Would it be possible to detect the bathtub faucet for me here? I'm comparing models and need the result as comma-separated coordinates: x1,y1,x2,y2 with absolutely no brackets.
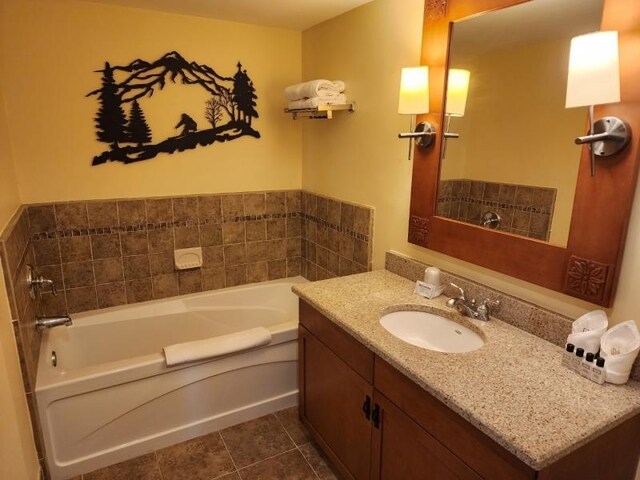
36,315,72,331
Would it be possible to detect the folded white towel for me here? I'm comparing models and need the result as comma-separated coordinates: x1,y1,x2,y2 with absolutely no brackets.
600,320,640,384
288,94,347,110
163,327,272,366
566,309,608,354
284,80,345,101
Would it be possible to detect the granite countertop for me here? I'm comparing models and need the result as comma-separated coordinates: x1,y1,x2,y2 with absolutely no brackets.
292,270,640,471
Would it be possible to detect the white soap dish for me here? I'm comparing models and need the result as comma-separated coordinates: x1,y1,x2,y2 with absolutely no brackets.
174,247,203,270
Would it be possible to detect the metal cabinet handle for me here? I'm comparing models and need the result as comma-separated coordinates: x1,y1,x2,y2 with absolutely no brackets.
362,395,371,420
372,403,381,429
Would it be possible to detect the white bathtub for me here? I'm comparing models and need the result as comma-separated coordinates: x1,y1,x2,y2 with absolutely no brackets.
36,277,306,480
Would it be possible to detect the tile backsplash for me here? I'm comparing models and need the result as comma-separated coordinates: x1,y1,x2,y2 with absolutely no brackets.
29,191,304,315
437,179,556,241
385,250,640,381
27,190,374,316
300,192,373,281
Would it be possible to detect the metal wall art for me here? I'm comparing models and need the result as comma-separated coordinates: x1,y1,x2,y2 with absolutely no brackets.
87,51,260,165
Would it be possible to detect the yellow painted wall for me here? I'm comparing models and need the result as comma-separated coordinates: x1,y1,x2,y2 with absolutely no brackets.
0,0,302,203
0,265,39,480
302,0,640,327
442,39,585,246
0,90,20,225
0,4,39,474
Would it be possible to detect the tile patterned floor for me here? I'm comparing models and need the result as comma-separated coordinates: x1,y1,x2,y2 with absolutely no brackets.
70,407,338,480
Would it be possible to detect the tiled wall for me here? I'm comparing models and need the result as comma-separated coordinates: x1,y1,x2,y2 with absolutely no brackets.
0,208,47,473
28,191,304,316
385,251,640,381
437,179,556,241
300,192,373,281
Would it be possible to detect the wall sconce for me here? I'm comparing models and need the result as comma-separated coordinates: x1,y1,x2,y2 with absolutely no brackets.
443,69,470,158
566,31,630,176
398,66,434,159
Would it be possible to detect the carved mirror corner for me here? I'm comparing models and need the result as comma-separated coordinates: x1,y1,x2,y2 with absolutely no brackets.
409,0,640,306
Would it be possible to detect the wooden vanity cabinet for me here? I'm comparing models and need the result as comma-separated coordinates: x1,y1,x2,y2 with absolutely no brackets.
298,300,504,480
298,300,640,480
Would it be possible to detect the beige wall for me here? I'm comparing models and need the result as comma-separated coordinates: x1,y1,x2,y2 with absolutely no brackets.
0,265,39,480
442,39,585,246
302,0,640,327
0,4,39,473
0,0,302,204
0,90,20,226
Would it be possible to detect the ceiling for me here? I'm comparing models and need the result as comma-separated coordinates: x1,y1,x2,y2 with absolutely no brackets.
77,0,375,30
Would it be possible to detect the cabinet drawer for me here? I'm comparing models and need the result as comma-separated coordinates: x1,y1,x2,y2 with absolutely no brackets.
299,300,374,383
374,357,535,480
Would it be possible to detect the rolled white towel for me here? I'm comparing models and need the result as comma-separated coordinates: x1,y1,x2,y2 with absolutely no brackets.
287,94,347,110
284,79,345,101
566,309,608,354
163,327,272,366
600,320,640,384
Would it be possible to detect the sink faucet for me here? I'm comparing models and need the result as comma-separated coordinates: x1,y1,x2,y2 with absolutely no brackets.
36,315,72,331
446,283,500,321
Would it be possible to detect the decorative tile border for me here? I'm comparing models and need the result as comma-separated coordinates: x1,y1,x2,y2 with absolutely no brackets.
384,250,639,381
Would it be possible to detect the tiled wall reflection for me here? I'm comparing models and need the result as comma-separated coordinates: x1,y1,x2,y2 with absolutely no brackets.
301,192,373,280
28,191,304,316
436,179,556,241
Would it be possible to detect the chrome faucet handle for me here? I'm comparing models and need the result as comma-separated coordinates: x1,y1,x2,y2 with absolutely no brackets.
480,299,500,309
26,264,58,298
449,283,466,300
476,299,501,320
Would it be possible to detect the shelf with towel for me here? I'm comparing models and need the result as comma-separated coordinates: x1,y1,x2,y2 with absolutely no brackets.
284,102,355,120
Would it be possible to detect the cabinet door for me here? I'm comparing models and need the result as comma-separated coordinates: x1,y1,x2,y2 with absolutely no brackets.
299,326,373,480
371,391,482,480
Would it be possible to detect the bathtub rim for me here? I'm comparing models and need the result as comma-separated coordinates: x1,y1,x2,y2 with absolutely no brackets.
35,276,307,393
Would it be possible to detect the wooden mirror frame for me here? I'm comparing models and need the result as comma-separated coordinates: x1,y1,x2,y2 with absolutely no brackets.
409,0,640,307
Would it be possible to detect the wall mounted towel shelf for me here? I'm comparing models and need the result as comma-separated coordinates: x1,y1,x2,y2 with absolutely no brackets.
285,103,355,120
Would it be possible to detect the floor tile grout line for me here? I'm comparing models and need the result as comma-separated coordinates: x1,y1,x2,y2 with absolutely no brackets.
273,410,322,479
218,430,241,476
297,443,322,480
153,450,165,480
235,445,300,472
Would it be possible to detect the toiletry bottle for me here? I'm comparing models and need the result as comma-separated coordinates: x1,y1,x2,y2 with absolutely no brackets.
572,347,584,372
581,352,595,379
562,343,575,369
591,357,606,384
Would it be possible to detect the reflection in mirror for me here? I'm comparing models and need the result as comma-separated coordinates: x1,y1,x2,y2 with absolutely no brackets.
437,0,604,246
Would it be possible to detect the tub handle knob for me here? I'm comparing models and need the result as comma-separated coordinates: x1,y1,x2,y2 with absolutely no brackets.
51,351,57,368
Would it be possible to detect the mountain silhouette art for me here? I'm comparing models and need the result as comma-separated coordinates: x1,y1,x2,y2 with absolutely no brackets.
87,51,259,165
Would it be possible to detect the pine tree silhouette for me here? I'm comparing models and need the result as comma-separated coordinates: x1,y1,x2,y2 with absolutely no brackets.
95,62,127,149
126,99,152,146
232,62,258,125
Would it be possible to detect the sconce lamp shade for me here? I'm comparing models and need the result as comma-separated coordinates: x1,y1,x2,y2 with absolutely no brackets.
566,31,620,108
398,66,429,114
446,69,470,117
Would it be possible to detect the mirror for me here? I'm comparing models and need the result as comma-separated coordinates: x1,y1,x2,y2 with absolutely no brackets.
436,0,604,246
409,0,640,306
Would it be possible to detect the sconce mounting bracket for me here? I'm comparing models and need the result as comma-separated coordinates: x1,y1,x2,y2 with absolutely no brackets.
398,121,436,149
575,116,630,157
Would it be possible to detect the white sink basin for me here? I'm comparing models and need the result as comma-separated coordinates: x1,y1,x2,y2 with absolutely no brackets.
380,310,484,353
